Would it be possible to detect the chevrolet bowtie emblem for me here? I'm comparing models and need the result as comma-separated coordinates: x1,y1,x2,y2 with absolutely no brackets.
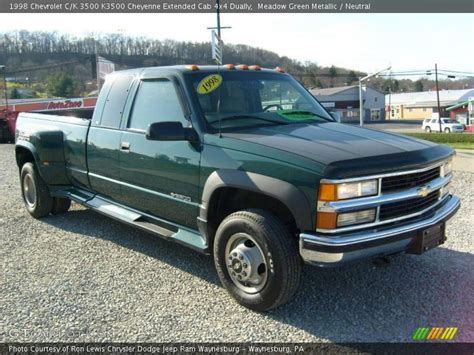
417,185,432,197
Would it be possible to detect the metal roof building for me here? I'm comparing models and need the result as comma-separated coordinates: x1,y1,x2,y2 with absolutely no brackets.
385,89,474,121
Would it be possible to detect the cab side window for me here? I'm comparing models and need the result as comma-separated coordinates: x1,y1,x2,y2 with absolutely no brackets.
128,80,186,131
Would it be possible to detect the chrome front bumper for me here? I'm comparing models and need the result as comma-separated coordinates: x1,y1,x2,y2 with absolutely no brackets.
299,195,461,267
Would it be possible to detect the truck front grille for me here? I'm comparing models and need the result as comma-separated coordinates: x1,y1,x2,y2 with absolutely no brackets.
381,167,440,193
379,190,440,221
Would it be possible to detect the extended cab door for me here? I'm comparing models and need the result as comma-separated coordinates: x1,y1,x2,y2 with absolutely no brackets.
87,73,134,201
119,78,201,228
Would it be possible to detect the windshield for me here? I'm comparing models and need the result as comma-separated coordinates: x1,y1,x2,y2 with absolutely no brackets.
186,71,333,130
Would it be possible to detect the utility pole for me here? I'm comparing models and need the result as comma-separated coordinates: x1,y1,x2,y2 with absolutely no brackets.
207,0,231,64
216,0,221,38
435,63,442,132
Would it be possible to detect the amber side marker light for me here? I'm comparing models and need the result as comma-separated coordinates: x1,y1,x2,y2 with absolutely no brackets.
186,64,199,71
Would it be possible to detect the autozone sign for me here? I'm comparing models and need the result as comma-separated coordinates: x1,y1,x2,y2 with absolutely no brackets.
47,99,83,110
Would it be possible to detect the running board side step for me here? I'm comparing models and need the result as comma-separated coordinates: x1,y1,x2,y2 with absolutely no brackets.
51,187,209,254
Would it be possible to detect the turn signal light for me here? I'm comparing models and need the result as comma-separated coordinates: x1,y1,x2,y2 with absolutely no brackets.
319,183,337,201
186,64,199,71
316,212,337,229
237,64,248,70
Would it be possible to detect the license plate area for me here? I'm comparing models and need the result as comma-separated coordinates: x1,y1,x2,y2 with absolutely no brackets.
408,222,446,255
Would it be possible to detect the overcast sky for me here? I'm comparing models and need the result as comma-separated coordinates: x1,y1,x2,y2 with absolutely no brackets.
1,13,473,74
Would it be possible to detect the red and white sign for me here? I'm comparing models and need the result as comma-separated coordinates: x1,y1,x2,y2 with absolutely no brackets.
47,99,84,110
0,97,97,113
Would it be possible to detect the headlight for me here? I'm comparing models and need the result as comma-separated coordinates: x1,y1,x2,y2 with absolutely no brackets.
441,160,452,177
319,179,378,201
337,209,376,227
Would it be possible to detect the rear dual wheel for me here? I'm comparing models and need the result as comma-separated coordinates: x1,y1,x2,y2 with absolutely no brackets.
214,209,301,311
20,162,70,218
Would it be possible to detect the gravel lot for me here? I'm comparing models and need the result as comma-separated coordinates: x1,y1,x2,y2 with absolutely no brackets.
1,143,473,343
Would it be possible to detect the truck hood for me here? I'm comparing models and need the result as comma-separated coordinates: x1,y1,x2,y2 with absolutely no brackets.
221,122,454,178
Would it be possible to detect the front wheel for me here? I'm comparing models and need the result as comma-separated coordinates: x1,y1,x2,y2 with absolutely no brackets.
214,209,301,311
444,128,451,133
425,126,431,133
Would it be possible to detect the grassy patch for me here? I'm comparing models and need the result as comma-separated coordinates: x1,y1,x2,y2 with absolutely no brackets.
404,132,474,149
448,143,474,150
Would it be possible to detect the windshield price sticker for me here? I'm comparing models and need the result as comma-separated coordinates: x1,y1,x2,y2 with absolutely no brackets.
197,74,222,94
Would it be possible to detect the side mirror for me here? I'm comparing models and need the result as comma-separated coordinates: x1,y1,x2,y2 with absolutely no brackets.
146,121,197,141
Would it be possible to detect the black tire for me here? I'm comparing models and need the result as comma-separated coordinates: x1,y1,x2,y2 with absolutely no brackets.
214,209,301,311
444,128,451,133
20,162,53,218
52,197,71,215
425,126,431,133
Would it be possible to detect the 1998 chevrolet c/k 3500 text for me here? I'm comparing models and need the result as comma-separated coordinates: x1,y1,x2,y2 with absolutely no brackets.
15,65,460,311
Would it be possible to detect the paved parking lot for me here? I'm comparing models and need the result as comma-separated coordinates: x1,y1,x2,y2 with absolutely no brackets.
1,143,473,343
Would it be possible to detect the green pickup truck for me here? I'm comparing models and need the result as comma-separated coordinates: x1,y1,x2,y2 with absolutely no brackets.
15,65,460,311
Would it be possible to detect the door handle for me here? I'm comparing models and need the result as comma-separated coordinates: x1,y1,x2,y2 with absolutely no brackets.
121,142,131,151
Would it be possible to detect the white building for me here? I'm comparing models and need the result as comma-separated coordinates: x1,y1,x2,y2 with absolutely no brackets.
310,85,386,123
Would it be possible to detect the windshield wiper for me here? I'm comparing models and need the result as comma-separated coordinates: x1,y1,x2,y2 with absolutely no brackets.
217,114,289,125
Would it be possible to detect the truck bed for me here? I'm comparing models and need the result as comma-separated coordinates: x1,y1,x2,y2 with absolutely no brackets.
15,112,91,187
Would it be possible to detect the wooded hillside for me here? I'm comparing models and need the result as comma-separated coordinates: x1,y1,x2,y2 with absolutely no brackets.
1,31,472,98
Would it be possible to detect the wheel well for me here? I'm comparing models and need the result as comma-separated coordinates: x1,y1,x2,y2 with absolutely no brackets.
16,147,35,170
207,187,299,242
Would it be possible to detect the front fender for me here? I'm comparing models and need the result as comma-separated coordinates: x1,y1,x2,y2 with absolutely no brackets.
200,169,313,231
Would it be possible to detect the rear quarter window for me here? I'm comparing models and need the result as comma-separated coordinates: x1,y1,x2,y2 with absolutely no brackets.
99,74,134,128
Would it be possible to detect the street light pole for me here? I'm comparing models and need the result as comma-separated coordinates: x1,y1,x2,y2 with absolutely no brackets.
359,80,363,126
435,63,442,133
359,66,391,126
0,66,8,112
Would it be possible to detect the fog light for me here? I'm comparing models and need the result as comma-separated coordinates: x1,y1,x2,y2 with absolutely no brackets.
337,209,376,227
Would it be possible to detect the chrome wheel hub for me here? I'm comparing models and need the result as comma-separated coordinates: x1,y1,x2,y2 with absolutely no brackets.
225,233,268,294
23,174,36,207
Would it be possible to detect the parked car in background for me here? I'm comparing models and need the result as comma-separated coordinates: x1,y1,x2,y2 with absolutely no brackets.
422,118,464,133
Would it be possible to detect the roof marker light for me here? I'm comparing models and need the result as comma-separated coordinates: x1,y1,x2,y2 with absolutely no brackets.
275,66,285,73
224,64,235,69
237,64,248,70
186,64,199,71
249,65,261,70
